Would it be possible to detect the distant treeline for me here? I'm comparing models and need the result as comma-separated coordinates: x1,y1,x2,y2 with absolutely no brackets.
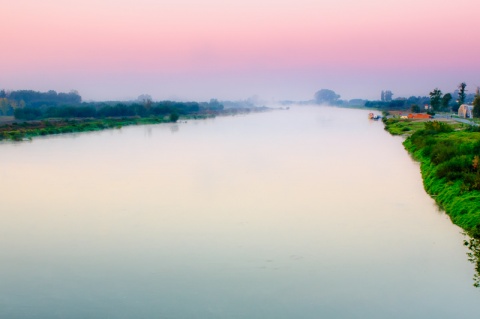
365,94,475,111
0,89,81,112
364,97,429,109
0,89,225,120
13,101,222,120
313,89,434,109
315,96,432,109
312,88,477,111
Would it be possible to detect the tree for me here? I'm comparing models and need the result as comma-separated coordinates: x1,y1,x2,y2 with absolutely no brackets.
169,112,179,122
0,98,10,115
314,89,340,105
410,104,421,113
207,99,223,111
384,90,393,102
458,82,467,106
429,88,443,111
137,94,152,103
14,107,42,120
473,92,480,118
441,93,452,110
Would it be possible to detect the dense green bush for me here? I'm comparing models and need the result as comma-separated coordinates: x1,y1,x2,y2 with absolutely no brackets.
14,107,43,120
429,140,458,164
424,120,454,133
436,155,473,180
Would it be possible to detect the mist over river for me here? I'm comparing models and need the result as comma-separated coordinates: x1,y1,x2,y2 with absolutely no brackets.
0,106,478,318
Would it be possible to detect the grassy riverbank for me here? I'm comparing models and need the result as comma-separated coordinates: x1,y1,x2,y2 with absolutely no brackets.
0,116,187,141
384,118,480,237
0,90,262,141
384,118,480,286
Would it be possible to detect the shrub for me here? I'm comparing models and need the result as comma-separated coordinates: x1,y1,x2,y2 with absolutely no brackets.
430,140,458,165
436,156,472,180
424,121,453,133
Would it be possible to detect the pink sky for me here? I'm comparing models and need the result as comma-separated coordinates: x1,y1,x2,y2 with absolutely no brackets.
2,0,479,101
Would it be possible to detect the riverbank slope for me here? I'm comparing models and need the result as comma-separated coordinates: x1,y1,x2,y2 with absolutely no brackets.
384,118,480,237
384,118,480,286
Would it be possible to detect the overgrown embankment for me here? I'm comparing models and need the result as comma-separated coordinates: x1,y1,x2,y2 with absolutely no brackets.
384,118,480,286
0,117,175,141
1,102,269,142
385,119,480,238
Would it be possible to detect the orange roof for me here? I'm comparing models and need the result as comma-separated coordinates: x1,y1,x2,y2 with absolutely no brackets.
407,113,431,119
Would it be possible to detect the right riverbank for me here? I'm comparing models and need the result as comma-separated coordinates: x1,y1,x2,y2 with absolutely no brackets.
384,117,480,236
383,117,480,286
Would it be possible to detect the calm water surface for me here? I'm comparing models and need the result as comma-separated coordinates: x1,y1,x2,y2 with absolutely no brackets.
0,106,478,318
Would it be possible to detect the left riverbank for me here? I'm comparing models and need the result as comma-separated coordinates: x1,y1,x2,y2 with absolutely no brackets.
0,107,272,142
0,117,183,141
0,89,271,142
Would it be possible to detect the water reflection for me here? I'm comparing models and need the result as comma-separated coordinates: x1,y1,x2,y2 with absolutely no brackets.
464,234,480,287
1,106,479,318
144,126,153,137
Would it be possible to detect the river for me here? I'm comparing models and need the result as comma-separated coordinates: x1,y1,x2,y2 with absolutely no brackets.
0,106,478,318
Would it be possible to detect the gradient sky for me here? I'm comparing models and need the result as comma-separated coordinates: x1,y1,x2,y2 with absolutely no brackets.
2,0,479,102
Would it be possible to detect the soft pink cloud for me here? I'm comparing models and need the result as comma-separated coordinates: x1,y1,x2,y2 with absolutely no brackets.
2,0,479,100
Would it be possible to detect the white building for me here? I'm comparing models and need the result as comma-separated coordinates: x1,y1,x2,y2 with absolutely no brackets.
458,104,473,118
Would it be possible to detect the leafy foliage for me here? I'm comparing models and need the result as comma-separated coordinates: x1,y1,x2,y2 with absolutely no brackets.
442,93,452,110
386,119,480,236
7,90,81,107
169,112,179,122
12,99,219,121
405,124,480,223
0,89,227,121
458,82,467,106
314,89,340,105
429,88,442,111
401,129,480,287
473,94,480,118
423,120,454,133
365,96,430,110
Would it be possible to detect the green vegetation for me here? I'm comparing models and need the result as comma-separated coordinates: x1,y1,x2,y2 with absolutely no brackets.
0,117,175,141
473,93,480,118
0,89,270,141
169,112,180,123
428,89,454,112
383,118,427,135
442,93,452,109
0,89,81,116
410,104,421,113
405,126,480,232
314,89,341,105
0,89,226,119
429,88,442,111
12,100,209,120
384,119,480,287
458,82,467,106
385,120,480,235
465,236,480,287
383,82,479,287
